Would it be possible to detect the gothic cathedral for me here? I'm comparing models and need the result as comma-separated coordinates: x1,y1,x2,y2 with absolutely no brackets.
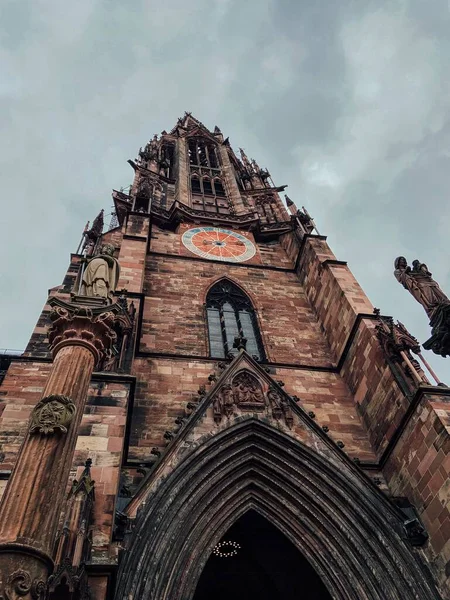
0,114,449,599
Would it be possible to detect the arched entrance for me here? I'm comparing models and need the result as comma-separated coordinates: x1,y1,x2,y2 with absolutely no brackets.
116,419,440,600
193,510,331,600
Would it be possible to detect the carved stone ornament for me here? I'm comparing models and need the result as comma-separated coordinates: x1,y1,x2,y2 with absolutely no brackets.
232,371,265,407
0,569,46,600
47,298,123,367
212,369,293,427
29,395,76,435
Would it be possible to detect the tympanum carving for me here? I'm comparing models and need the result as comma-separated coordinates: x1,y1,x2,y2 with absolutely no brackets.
212,370,293,427
232,371,265,406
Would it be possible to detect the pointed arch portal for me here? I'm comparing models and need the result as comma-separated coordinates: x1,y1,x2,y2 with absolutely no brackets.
193,510,331,600
116,420,440,600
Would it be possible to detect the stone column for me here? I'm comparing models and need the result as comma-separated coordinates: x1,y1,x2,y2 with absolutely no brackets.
0,298,120,599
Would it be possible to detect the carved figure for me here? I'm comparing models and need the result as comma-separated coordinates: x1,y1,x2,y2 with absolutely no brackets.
213,383,234,422
222,384,234,416
297,209,312,229
267,387,283,419
232,372,264,405
394,257,450,318
80,244,120,302
267,387,293,426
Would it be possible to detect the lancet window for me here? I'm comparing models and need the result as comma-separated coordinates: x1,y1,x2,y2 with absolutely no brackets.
188,137,229,214
206,280,265,360
160,142,175,179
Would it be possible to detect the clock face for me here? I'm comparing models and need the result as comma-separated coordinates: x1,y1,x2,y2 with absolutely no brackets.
182,227,256,263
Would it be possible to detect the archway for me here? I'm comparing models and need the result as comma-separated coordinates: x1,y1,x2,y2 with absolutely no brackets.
116,419,440,600
193,510,331,600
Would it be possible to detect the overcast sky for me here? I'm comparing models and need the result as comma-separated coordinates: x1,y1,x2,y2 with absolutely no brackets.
1,0,450,379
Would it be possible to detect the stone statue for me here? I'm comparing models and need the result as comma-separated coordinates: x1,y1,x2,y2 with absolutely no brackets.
394,257,450,318
80,244,120,302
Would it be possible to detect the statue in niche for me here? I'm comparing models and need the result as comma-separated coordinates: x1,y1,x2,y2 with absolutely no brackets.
268,387,293,427
213,383,234,422
232,372,264,405
80,243,120,302
394,257,450,318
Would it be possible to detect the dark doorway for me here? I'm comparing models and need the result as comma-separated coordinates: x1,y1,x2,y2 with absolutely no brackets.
193,510,332,600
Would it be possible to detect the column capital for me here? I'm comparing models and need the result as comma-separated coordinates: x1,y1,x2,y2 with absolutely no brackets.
47,298,129,366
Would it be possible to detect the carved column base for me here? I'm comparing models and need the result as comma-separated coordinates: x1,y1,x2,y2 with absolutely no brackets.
423,304,450,357
0,545,50,600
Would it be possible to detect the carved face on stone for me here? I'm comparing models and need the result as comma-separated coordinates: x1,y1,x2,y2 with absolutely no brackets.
100,244,116,257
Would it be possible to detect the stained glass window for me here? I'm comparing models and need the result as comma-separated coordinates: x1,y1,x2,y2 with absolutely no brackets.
206,280,265,360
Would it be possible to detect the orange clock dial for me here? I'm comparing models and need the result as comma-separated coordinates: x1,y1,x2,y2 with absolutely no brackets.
182,227,256,262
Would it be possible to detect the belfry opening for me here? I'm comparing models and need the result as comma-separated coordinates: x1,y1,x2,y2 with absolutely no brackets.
193,510,331,600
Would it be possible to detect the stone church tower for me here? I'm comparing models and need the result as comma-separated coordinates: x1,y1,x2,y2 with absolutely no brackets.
0,113,449,599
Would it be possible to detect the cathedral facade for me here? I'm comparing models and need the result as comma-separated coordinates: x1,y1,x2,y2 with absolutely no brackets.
0,114,449,599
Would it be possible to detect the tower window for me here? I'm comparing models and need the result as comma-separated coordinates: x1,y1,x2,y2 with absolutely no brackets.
188,138,219,169
188,136,229,213
214,180,226,197
191,176,202,195
206,280,265,360
203,178,213,196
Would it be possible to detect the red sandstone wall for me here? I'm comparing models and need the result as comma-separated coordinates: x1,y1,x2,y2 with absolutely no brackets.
0,363,131,560
141,252,334,366
2,217,449,597
298,238,373,361
127,357,376,464
385,393,450,592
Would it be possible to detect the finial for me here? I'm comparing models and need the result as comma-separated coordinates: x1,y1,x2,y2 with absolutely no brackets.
285,194,295,207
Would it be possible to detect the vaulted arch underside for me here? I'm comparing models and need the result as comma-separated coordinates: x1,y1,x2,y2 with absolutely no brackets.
116,420,440,600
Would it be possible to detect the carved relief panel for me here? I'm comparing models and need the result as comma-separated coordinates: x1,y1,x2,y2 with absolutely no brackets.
212,369,293,427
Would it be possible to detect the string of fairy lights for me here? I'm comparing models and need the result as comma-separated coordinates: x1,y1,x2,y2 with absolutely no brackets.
212,540,241,558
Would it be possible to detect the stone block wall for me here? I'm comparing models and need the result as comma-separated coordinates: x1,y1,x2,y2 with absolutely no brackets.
0,363,132,561
2,214,449,599
116,214,149,293
298,237,373,361
384,392,450,592
140,252,333,366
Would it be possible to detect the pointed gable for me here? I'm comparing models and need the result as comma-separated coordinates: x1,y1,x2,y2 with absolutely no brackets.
125,351,361,516
170,112,218,143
